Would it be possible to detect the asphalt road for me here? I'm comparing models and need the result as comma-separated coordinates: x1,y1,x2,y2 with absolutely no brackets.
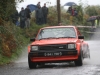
0,40,100,75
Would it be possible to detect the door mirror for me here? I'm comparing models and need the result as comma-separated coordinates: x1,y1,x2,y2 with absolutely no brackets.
30,38,35,42
78,35,84,39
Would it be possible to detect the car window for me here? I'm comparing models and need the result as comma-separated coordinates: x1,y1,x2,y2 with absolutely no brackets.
37,27,76,40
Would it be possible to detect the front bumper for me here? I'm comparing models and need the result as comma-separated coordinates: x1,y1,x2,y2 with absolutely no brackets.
29,50,78,62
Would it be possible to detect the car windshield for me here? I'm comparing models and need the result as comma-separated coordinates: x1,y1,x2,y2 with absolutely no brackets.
37,27,76,40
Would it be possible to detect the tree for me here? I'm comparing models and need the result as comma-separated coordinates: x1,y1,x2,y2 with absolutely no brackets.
0,0,24,57
0,0,23,22
85,6,99,16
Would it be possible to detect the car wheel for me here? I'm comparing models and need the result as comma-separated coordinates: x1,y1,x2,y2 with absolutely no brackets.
28,55,37,69
75,51,83,66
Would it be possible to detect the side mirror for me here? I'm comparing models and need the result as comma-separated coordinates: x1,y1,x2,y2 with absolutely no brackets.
30,38,35,42
78,35,84,39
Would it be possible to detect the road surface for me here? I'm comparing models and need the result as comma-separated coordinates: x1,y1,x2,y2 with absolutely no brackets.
0,40,100,75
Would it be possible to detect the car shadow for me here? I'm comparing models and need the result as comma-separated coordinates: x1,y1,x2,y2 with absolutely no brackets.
37,62,76,69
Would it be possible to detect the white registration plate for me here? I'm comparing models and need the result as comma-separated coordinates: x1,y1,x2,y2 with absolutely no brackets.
44,52,62,56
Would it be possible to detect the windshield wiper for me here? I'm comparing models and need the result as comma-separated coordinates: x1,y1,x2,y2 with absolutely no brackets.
58,36,76,38
39,37,57,40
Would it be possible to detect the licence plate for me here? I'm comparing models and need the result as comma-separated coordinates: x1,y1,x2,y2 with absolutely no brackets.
44,52,62,56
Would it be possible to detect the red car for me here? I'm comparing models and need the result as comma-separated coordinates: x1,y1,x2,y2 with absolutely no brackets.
28,26,90,69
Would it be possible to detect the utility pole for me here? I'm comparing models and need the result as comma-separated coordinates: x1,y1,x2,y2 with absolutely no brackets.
57,0,61,24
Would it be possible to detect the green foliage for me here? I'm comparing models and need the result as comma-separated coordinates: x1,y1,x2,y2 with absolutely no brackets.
85,6,99,16
0,24,28,65
47,6,58,25
0,21,49,65
0,0,23,21
0,55,11,65
0,22,27,56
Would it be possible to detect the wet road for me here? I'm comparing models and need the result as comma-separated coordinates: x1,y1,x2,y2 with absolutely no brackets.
0,40,100,75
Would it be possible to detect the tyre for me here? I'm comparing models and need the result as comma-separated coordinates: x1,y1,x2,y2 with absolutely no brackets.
28,55,37,69
74,51,83,66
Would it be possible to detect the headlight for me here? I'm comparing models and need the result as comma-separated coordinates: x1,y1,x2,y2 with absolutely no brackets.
31,46,38,51
68,44,76,49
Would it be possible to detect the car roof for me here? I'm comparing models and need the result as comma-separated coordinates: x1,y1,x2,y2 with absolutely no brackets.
41,25,77,29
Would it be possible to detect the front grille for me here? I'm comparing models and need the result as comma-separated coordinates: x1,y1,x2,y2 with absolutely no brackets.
39,44,67,50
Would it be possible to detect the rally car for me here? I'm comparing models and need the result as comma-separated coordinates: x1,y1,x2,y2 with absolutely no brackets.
28,26,90,69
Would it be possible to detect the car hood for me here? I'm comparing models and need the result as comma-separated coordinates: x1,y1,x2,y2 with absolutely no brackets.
31,38,81,45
